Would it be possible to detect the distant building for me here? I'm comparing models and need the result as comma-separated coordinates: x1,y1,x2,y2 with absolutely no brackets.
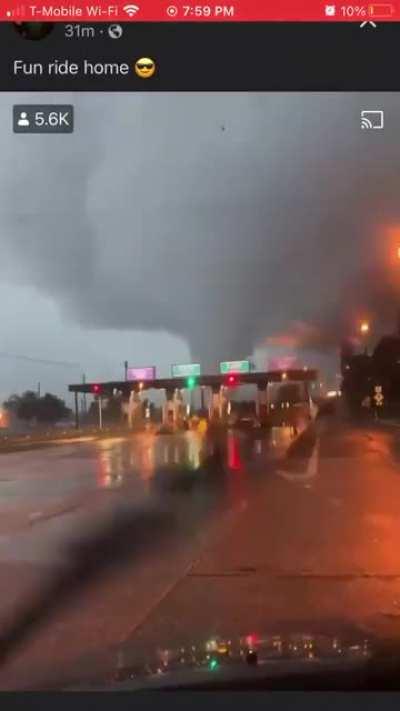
340,339,355,376
342,333,400,411
373,335,400,371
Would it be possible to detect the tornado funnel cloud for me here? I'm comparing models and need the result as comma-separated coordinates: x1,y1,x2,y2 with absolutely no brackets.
1,93,400,376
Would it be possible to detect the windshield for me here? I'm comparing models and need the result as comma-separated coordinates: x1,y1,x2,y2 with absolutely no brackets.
1,18,400,692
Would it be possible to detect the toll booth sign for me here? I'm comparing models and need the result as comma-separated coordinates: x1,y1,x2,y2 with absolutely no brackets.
127,366,156,381
219,360,250,374
171,363,201,378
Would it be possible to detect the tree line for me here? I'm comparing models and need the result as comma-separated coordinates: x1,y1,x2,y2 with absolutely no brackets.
3,390,71,424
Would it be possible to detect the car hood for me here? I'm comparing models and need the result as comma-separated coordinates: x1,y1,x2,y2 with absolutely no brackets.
64,629,374,690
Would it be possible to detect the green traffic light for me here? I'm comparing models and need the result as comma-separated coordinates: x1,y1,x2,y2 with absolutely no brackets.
209,657,219,671
187,376,197,390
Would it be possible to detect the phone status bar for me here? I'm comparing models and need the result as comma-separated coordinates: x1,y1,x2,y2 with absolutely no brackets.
1,1,400,23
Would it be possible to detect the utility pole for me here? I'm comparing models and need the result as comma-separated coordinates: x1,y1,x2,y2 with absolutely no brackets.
98,395,103,430
74,391,79,429
124,360,128,381
37,382,41,398
82,373,87,416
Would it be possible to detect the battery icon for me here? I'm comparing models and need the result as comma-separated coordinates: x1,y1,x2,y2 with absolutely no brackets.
368,3,395,16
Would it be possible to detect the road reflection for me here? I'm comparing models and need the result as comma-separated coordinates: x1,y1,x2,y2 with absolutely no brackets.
0,425,299,509
94,425,296,493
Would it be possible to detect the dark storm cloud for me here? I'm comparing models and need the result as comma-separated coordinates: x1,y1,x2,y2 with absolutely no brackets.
2,93,400,368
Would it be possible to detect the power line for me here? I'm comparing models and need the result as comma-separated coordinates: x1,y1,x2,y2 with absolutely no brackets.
0,352,80,368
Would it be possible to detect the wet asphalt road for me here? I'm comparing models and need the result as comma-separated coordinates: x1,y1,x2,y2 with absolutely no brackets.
0,424,292,688
2,412,400,687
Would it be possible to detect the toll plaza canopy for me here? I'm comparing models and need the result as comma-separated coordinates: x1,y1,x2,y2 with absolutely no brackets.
69,369,318,396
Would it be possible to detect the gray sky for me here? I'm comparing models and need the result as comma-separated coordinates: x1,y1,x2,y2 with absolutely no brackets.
1,92,400,403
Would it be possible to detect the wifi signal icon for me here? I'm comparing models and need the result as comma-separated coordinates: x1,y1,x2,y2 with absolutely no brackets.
123,3,140,16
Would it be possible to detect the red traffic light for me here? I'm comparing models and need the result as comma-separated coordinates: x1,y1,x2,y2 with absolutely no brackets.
91,384,102,394
226,374,238,387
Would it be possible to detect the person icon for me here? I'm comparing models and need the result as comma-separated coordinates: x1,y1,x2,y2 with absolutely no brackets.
17,111,30,127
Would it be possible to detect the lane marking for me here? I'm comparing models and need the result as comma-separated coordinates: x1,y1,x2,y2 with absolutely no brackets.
277,437,319,485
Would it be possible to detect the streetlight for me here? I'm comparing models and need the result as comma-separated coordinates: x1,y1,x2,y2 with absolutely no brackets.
360,321,370,354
